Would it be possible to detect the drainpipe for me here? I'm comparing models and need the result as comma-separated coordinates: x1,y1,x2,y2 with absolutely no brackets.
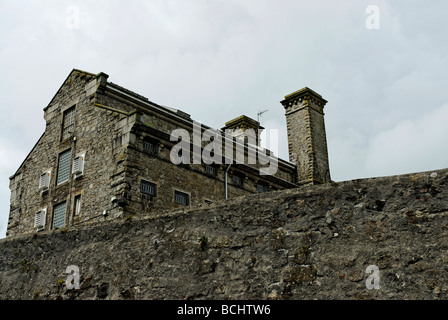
225,163,232,199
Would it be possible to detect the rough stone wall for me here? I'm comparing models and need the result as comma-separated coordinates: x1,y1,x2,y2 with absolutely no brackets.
7,71,134,237
125,122,294,215
1,168,447,300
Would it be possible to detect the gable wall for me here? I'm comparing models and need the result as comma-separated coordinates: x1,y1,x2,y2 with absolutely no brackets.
7,72,131,236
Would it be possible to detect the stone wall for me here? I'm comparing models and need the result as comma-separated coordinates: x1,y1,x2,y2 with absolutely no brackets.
1,168,447,300
7,71,133,237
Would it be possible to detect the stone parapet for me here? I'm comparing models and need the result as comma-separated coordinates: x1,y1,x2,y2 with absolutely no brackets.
1,168,447,299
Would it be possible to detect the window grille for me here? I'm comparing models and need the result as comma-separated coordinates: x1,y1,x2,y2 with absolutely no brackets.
62,106,75,140
143,140,157,155
232,174,243,186
205,165,217,175
257,183,268,193
174,190,189,206
53,201,67,229
141,180,157,196
72,154,85,176
34,209,47,230
39,171,51,191
57,149,72,185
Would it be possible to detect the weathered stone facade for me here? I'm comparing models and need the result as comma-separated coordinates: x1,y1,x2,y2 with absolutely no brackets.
281,88,331,184
8,71,130,236
7,69,330,237
1,168,447,299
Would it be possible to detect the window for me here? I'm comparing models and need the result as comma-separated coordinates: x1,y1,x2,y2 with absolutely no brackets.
74,195,82,215
174,190,189,206
205,165,217,176
53,201,67,229
34,208,47,230
143,140,158,155
62,106,76,140
141,180,157,196
232,174,243,186
72,154,85,177
57,149,72,185
39,171,51,191
256,183,269,193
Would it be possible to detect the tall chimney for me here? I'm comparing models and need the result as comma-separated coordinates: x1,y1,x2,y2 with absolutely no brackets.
280,87,331,185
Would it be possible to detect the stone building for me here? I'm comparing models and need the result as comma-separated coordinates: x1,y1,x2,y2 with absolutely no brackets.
7,69,331,237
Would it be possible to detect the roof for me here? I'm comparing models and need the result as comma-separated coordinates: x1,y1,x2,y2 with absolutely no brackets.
280,87,327,105
43,69,99,111
221,115,264,131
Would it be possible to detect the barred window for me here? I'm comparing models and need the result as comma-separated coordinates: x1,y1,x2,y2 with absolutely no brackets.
143,140,158,155
34,209,47,230
232,174,243,186
53,201,67,229
205,165,217,176
39,171,51,191
174,190,189,206
57,149,72,185
141,180,157,196
256,183,268,193
62,106,75,140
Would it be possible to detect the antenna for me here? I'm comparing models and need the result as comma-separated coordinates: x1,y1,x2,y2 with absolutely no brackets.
257,109,268,123
256,109,268,147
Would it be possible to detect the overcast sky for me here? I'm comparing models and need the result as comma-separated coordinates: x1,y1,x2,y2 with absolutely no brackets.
0,0,447,238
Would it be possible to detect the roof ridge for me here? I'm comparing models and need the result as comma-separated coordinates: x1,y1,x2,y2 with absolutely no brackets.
108,82,149,101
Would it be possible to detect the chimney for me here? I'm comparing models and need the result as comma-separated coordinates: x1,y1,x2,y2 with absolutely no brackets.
221,115,264,146
280,87,331,185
